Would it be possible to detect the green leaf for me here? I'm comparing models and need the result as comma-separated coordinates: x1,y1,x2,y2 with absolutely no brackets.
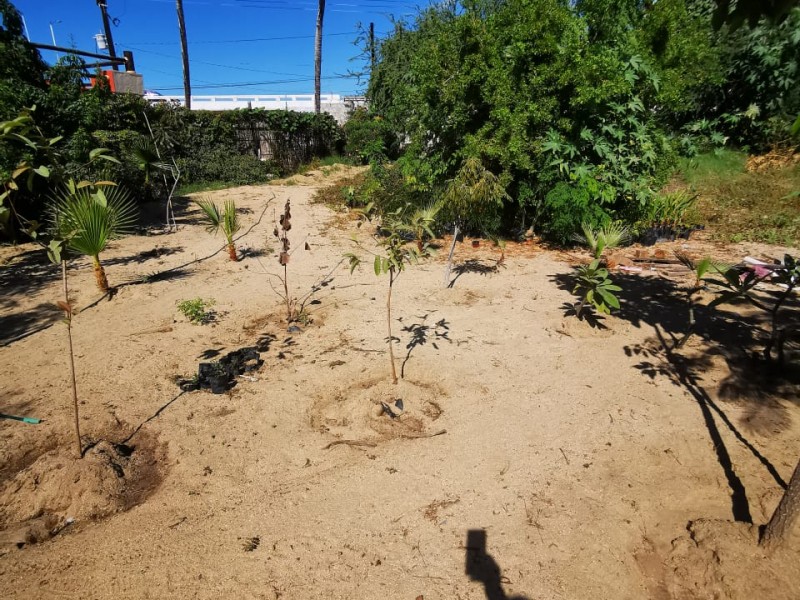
596,288,620,309
46,239,64,264
33,166,50,178
374,254,381,276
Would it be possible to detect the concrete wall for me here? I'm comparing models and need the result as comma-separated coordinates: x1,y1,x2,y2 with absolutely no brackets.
145,94,367,124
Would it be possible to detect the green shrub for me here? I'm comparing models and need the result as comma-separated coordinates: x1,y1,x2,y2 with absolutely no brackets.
176,149,277,186
343,108,397,164
542,179,613,246
177,298,216,324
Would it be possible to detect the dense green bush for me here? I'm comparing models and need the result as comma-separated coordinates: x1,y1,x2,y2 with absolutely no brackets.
542,179,613,246
176,150,277,186
343,108,397,163
366,0,800,243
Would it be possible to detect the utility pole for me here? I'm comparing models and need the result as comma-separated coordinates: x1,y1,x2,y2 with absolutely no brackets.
95,1,119,71
314,0,326,114
176,0,191,109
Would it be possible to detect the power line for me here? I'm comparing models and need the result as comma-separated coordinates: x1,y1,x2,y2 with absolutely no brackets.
123,31,355,46
118,43,308,77
150,73,352,91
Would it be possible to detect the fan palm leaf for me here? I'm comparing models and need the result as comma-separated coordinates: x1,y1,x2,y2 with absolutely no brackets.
50,184,138,291
195,197,241,260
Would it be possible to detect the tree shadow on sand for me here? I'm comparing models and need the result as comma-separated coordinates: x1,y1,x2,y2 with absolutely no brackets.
398,312,451,378
551,268,799,522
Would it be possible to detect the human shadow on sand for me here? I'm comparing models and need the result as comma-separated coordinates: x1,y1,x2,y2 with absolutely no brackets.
465,529,530,600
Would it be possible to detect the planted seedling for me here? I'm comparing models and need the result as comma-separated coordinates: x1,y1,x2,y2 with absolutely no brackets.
441,158,509,286
346,203,433,383
50,181,138,292
705,254,799,364
572,260,622,319
272,199,302,323
674,252,729,348
196,198,241,261
46,239,83,458
572,221,630,260
395,202,441,252
177,298,216,324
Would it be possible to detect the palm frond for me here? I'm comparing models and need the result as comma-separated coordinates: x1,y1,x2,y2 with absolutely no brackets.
600,221,630,250
50,184,137,258
195,198,222,234
221,199,241,243
572,222,602,257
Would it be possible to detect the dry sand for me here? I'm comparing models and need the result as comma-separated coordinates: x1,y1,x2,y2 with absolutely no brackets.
1,167,799,599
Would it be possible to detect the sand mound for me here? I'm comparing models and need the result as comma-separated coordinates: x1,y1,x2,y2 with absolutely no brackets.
0,429,165,551
666,518,800,600
310,375,445,445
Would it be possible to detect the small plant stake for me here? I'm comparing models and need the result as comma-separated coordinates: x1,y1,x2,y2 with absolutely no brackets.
346,204,433,384
47,239,82,458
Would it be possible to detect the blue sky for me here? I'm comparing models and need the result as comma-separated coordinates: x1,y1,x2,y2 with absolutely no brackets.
13,0,429,96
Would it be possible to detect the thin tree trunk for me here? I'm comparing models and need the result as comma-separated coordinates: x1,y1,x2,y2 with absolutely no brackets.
314,0,326,114
677,301,696,349
761,457,800,550
176,0,191,109
284,263,292,322
576,297,586,320
443,224,459,287
764,283,794,362
387,269,398,384
62,261,82,458
227,242,238,262
93,255,109,292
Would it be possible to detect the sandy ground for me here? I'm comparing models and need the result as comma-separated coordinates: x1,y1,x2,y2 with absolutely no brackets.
1,167,799,599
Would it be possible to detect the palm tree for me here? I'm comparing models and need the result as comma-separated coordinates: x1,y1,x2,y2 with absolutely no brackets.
195,198,241,261
572,221,630,260
395,202,441,251
176,0,191,109
314,0,326,114
50,183,138,292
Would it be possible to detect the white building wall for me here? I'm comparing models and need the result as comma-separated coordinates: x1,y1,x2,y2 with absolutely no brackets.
145,94,366,124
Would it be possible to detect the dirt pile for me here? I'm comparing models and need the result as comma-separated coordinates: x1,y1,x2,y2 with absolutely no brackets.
0,428,165,552
311,376,446,445
666,519,800,600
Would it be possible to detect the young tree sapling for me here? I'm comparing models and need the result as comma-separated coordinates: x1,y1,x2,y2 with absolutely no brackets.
346,204,433,383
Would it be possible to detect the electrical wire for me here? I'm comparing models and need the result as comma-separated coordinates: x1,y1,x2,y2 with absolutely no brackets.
123,31,355,46
150,73,352,91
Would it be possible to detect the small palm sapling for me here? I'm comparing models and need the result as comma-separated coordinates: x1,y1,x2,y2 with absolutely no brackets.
396,202,440,251
346,204,433,383
196,198,241,261
50,182,138,292
573,221,630,260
